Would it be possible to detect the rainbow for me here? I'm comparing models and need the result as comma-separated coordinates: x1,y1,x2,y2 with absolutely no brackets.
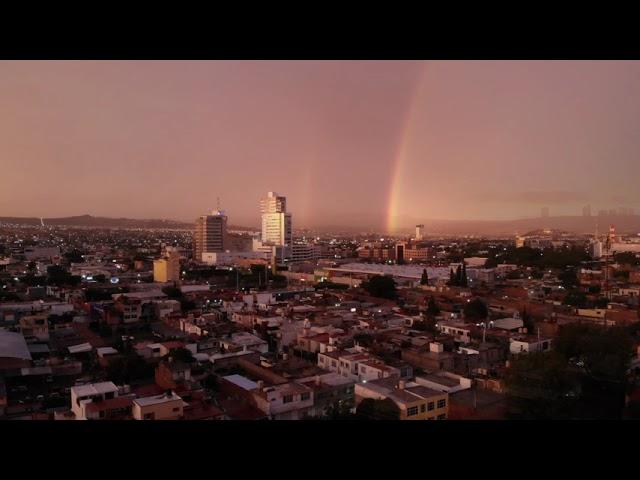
386,64,428,234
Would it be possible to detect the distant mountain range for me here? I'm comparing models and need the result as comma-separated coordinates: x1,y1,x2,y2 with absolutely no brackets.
389,215,640,236
2,213,639,236
0,215,194,230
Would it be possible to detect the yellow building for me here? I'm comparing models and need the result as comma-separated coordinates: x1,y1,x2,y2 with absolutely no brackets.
355,377,449,420
153,249,180,283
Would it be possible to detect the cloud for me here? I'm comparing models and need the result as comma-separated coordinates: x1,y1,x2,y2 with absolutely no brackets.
479,191,589,205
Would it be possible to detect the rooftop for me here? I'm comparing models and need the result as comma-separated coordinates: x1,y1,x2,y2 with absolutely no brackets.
0,331,32,361
222,374,258,391
71,381,118,398
133,391,184,407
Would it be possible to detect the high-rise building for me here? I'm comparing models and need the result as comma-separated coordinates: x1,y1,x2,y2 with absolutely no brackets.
415,224,425,241
153,246,180,283
541,207,549,218
260,192,292,247
193,210,228,262
582,205,591,217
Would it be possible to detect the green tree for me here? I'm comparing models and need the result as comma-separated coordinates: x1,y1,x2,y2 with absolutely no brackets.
162,285,182,299
563,290,588,308
558,269,579,289
361,275,397,300
614,252,639,266
521,307,536,334
106,356,154,384
505,352,580,419
426,297,440,317
165,347,195,363
63,249,84,263
463,298,488,321
355,398,400,420
420,269,429,285
323,401,355,420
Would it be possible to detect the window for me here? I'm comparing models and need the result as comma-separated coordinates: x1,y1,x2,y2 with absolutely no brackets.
360,366,366,373
427,402,434,411
332,360,337,367
407,406,419,416
437,399,446,409
420,404,426,413
105,392,114,400
301,392,310,401
143,413,154,420
173,407,180,412
437,414,446,420
283,395,294,404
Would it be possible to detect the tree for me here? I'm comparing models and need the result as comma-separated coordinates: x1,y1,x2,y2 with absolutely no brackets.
63,249,84,263
165,347,196,363
361,275,397,300
559,269,579,290
505,352,580,419
355,398,400,420
162,285,182,299
420,269,429,285
521,307,536,334
47,265,77,287
106,356,154,384
323,401,355,420
463,298,488,321
426,297,440,317
461,263,468,287
563,290,588,308
614,252,639,266
353,333,375,348
506,324,635,419
449,268,455,285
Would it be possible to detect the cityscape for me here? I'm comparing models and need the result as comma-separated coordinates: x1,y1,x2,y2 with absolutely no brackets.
1,61,640,421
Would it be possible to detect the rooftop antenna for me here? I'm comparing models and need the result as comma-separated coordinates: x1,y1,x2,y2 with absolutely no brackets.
217,197,220,211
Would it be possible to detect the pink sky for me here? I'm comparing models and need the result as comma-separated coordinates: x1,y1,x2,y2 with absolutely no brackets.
1,61,639,229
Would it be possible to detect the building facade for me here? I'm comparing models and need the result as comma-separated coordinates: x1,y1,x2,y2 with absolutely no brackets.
193,211,228,262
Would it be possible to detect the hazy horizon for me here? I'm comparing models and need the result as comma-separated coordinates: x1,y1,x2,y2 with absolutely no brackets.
3,61,640,229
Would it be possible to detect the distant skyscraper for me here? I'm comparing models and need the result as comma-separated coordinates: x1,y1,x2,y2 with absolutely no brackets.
261,191,292,247
541,207,549,218
415,224,425,241
582,205,591,217
193,210,228,262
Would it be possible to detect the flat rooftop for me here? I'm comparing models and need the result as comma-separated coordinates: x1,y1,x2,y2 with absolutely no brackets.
133,392,183,407
0,331,32,361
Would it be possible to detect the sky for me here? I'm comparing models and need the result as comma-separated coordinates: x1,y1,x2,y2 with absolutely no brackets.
1,60,640,230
